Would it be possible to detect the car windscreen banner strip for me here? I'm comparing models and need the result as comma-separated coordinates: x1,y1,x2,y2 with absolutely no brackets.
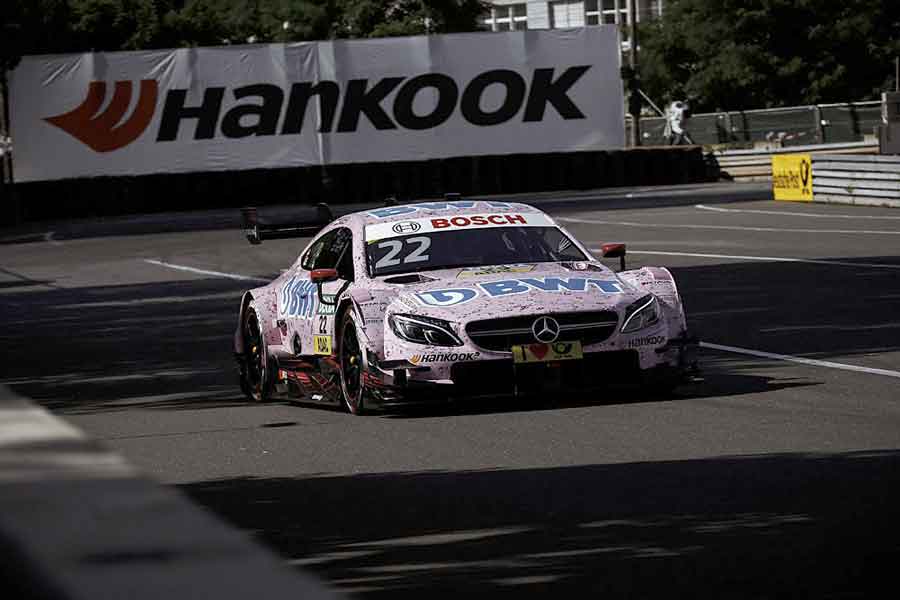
364,212,555,242
8,28,625,182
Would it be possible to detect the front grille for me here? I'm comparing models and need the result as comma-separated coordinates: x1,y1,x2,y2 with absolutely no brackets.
466,311,619,352
450,351,640,396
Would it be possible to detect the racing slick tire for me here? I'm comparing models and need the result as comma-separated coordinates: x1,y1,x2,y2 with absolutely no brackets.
338,311,368,415
240,305,274,402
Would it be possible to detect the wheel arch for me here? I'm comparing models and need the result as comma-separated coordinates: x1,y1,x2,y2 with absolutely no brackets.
234,291,255,355
334,296,368,354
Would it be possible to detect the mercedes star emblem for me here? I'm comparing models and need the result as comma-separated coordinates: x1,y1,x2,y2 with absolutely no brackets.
532,316,560,343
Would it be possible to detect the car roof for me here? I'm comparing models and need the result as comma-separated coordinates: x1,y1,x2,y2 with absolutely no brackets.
335,200,549,229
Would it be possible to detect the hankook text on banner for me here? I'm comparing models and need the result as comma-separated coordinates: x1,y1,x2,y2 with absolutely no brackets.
9,28,625,182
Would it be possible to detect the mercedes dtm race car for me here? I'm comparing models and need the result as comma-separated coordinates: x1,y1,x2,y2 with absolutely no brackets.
234,199,698,414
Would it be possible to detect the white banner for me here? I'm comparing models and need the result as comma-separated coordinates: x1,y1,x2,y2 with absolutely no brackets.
9,28,624,182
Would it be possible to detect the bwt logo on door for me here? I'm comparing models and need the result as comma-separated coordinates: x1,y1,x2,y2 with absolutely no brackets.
44,66,591,153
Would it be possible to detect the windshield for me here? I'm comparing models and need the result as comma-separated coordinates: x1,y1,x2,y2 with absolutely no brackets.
366,226,588,277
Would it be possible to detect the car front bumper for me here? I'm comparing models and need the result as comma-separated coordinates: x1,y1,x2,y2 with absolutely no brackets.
364,333,700,409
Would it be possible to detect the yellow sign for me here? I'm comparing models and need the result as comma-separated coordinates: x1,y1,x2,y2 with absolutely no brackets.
772,154,813,201
512,341,583,364
313,335,332,355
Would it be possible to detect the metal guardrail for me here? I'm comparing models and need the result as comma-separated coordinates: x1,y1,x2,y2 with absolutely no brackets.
812,154,900,208
628,101,882,148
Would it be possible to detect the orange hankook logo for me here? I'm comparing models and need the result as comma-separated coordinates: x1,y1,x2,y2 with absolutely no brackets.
44,80,158,152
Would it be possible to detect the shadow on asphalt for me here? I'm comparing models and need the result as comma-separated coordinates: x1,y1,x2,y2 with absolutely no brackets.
384,360,818,419
181,450,900,598
668,256,900,361
0,291,812,418
0,278,248,414
2,256,899,416
2,255,898,597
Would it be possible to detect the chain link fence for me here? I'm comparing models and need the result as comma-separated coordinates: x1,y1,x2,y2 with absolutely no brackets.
627,100,881,148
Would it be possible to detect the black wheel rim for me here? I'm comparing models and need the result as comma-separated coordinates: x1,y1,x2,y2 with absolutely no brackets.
245,310,264,398
341,322,362,408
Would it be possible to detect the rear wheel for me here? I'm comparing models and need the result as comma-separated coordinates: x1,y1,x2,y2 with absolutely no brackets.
240,306,273,402
338,311,367,415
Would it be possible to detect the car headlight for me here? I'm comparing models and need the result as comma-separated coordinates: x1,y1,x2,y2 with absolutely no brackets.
389,314,463,347
621,294,660,333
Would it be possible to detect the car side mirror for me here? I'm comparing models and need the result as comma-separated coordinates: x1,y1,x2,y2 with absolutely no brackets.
310,268,339,284
601,243,627,271
310,268,341,306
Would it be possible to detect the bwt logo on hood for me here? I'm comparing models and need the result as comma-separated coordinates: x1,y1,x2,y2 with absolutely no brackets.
44,66,591,153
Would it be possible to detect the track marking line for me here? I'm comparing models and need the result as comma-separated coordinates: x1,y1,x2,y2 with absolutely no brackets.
701,342,900,379
613,250,900,270
695,204,900,220
44,231,63,246
760,323,900,333
143,259,269,283
561,216,900,235
689,307,771,317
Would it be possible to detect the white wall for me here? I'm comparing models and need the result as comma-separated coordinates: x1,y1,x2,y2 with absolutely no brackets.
486,0,664,31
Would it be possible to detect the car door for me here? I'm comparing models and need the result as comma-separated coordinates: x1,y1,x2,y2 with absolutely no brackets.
280,227,354,358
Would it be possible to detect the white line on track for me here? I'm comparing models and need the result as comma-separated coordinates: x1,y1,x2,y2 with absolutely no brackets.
616,250,900,270
142,259,269,283
559,216,900,235
688,307,771,317
44,231,63,246
760,323,900,333
695,204,900,219
701,342,900,379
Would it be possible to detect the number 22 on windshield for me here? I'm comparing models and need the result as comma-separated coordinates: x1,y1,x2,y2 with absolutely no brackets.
374,236,431,270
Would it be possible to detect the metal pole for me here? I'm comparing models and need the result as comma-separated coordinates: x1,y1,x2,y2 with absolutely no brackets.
0,66,10,182
896,56,899,92
638,89,664,116
0,66,19,226
628,0,641,147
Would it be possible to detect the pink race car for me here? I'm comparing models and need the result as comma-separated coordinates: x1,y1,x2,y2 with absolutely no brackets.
235,199,698,414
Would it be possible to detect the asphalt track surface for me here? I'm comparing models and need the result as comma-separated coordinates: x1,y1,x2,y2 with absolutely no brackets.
2,187,899,598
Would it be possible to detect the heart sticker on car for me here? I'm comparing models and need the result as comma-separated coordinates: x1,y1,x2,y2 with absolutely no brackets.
528,344,549,359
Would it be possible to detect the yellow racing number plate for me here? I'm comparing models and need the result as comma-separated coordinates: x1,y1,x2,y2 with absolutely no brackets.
512,341,583,364
313,335,333,355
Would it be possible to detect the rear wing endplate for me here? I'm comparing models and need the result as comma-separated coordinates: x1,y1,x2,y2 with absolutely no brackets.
241,203,334,245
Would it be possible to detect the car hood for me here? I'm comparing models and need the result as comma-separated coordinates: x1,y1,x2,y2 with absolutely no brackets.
377,261,645,322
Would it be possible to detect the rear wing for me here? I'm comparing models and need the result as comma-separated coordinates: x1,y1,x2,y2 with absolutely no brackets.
240,194,456,245
241,203,334,245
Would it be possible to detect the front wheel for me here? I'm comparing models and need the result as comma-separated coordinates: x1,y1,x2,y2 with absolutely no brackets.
338,311,367,415
240,306,273,402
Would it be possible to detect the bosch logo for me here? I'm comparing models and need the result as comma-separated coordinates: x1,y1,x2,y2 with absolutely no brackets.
532,316,560,343
392,221,422,234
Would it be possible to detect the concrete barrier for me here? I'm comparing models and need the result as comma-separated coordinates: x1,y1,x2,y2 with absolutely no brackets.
0,385,340,600
3,146,710,226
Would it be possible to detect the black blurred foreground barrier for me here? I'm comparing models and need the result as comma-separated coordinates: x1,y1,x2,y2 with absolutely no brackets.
1,146,709,225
